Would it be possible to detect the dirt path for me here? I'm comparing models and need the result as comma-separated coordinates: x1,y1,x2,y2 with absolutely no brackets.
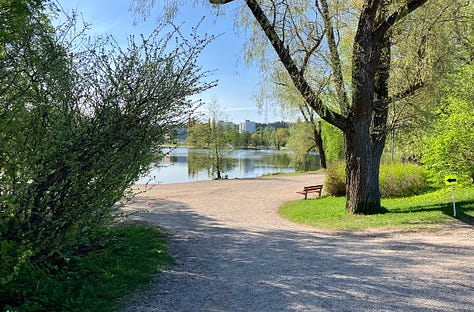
122,174,473,311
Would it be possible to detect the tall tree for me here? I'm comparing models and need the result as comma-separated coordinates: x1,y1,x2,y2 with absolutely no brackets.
136,0,471,214
187,99,233,179
207,99,231,179
272,127,290,150
208,0,431,214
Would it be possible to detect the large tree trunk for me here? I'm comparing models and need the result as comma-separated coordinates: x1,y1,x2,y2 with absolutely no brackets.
344,122,383,214
343,2,391,214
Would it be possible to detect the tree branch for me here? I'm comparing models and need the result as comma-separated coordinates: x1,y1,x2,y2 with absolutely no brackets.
209,0,348,129
374,80,424,109
373,0,429,38
300,36,323,75
243,0,347,130
319,0,349,115
390,81,424,103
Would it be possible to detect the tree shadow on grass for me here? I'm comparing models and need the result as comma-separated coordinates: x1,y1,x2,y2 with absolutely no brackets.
388,200,474,225
122,196,474,312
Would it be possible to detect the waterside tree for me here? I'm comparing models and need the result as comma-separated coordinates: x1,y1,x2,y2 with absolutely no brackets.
208,0,469,214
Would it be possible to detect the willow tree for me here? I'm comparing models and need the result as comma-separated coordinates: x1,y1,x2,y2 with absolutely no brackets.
205,0,432,214
258,71,329,169
135,0,469,214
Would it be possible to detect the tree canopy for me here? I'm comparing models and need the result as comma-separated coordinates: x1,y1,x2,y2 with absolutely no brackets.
422,63,474,184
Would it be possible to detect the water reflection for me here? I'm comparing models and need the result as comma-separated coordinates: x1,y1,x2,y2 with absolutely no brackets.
186,149,236,179
137,147,320,184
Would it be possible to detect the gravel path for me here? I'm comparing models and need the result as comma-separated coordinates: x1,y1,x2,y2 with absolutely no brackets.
122,174,473,311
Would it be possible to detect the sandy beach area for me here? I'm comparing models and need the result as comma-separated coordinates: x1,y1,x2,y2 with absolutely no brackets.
122,173,473,311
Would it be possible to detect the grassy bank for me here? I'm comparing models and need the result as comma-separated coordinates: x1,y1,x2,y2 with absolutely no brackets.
2,224,173,312
280,185,474,231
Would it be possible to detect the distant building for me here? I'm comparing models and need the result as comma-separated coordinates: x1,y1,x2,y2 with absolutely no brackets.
239,120,257,133
218,121,235,128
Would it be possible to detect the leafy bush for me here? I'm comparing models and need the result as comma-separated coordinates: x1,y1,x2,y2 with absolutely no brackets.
324,162,346,196
1,5,212,309
379,162,430,197
324,162,429,197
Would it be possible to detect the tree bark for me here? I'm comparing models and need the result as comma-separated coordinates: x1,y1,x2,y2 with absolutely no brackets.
344,2,391,214
344,123,383,214
299,105,327,169
312,121,327,169
315,140,327,170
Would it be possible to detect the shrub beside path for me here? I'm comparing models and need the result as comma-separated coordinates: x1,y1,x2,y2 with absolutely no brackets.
122,174,473,311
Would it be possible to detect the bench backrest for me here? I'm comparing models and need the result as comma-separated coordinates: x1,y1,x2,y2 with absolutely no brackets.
304,185,323,191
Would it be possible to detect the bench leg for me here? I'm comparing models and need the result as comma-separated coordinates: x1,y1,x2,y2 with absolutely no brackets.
304,191,308,200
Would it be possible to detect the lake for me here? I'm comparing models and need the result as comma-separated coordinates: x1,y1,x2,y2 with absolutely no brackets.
137,147,320,184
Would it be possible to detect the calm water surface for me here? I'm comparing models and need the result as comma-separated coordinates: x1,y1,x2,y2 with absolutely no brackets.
137,147,319,184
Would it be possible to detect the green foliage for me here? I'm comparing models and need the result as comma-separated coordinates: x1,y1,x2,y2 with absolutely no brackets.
187,121,212,148
321,121,344,163
280,185,474,231
324,162,346,196
325,162,429,197
0,4,212,308
271,128,290,149
235,131,251,148
186,101,234,179
379,162,430,197
0,0,43,43
249,132,261,148
0,225,174,311
422,63,474,184
389,2,474,164
286,120,315,170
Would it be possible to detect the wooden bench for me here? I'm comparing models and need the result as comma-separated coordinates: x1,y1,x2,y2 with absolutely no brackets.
296,184,323,200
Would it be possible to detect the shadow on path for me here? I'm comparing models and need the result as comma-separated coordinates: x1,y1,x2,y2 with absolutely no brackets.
123,197,474,312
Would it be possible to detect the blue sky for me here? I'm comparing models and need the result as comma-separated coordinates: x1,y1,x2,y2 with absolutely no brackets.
58,0,285,123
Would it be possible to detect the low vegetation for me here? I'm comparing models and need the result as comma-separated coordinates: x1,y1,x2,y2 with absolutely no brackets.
324,163,346,196
0,224,174,311
379,162,430,197
280,185,474,231
324,162,430,198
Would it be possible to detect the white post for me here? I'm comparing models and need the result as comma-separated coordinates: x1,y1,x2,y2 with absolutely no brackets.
451,185,456,217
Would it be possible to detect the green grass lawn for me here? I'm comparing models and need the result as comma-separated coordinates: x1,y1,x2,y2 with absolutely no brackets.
280,184,474,231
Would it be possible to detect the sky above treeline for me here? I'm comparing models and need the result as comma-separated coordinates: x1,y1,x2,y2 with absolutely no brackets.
57,0,287,123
